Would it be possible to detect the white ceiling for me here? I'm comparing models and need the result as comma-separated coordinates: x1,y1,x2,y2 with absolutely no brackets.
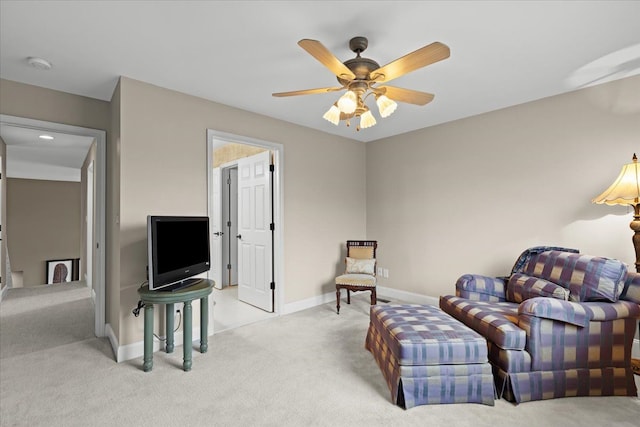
0,124,94,181
1,1,639,144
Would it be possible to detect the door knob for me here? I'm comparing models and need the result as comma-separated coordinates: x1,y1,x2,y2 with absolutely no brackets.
236,234,242,239
214,231,224,236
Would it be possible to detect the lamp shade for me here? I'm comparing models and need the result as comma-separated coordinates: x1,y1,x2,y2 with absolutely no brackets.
592,154,640,206
376,95,398,118
359,110,377,129
322,104,340,125
337,91,357,114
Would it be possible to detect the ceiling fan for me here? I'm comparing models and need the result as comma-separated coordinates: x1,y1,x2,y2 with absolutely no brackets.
272,36,450,131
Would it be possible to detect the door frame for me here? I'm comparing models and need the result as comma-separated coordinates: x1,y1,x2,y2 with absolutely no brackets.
86,160,94,291
0,114,106,337
206,129,284,319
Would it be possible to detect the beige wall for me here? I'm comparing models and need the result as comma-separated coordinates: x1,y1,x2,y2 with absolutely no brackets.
6,178,81,286
116,77,366,345
0,79,110,131
366,74,640,299
0,137,5,292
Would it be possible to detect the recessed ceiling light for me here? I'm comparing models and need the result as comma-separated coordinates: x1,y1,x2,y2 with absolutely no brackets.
39,135,54,140
27,56,53,70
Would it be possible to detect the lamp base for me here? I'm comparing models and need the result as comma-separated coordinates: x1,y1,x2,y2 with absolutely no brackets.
632,358,640,376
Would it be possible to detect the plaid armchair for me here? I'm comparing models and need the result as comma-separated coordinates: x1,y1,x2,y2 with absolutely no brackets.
440,247,640,403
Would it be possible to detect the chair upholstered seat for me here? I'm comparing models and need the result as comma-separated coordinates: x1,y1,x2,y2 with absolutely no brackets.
335,273,376,287
335,240,378,314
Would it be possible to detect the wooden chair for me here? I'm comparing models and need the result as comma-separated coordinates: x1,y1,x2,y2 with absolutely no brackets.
335,240,377,314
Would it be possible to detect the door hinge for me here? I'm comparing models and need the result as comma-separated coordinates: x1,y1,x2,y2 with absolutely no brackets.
269,164,274,172
270,223,274,231
227,264,232,270
270,282,275,290
227,177,231,185
227,220,231,227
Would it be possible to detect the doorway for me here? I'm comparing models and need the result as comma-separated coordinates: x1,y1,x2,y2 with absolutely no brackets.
206,130,283,333
221,166,238,288
0,115,106,337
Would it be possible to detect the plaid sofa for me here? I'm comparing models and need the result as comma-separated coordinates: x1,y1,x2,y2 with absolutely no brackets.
439,247,640,403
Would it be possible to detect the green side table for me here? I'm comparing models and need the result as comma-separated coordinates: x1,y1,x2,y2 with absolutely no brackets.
137,279,214,372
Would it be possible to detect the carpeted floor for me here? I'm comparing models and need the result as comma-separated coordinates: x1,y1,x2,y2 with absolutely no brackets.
0,284,639,427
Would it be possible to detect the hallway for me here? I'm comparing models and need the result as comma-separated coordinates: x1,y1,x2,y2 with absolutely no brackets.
0,281,94,359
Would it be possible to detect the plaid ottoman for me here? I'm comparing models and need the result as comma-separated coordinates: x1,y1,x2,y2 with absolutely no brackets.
365,304,495,408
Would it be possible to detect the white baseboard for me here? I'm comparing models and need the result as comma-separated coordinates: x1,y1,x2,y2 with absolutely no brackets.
281,286,439,316
282,291,336,315
377,286,439,306
112,326,203,363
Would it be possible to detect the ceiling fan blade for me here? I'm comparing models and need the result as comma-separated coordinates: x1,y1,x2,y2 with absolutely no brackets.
371,42,450,83
298,39,356,80
272,87,344,97
378,86,435,105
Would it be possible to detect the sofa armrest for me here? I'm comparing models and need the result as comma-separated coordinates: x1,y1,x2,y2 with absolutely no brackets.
518,297,640,327
456,274,507,302
621,271,640,304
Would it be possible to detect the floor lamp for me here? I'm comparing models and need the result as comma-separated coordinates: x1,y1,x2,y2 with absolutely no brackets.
592,153,640,375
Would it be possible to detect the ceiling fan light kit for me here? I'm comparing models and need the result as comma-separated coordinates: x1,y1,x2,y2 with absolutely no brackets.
337,90,358,114
273,36,450,131
322,104,341,125
359,109,377,129
376,95,398,118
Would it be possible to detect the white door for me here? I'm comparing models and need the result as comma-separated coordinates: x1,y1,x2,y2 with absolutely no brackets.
237,151,273,312
86,161,94,291
210,167,223,290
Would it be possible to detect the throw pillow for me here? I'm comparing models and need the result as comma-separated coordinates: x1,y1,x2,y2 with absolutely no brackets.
345,257,376,275
523,251,627,302
506,273,569,303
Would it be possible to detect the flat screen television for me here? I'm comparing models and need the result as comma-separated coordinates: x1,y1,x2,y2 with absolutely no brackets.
147,215,210,291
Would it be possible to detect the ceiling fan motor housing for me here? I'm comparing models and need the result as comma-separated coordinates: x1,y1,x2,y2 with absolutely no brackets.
338,37,380,87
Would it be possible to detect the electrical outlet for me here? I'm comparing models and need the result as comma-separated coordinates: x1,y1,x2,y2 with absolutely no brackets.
383,268,389,279
174,303,182,315
377,267,383,276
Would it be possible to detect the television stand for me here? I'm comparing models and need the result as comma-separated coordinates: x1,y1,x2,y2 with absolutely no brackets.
165,278,202,292
137,279,213,372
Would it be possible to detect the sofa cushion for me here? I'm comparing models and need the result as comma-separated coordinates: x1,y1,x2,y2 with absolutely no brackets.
439,295,525,351
506,273,569,303
335,273,376,287
456,274,507,302
368,304,488,366
523,251,627,302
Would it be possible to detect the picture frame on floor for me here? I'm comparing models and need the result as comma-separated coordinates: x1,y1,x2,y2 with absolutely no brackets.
46,259,76,284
